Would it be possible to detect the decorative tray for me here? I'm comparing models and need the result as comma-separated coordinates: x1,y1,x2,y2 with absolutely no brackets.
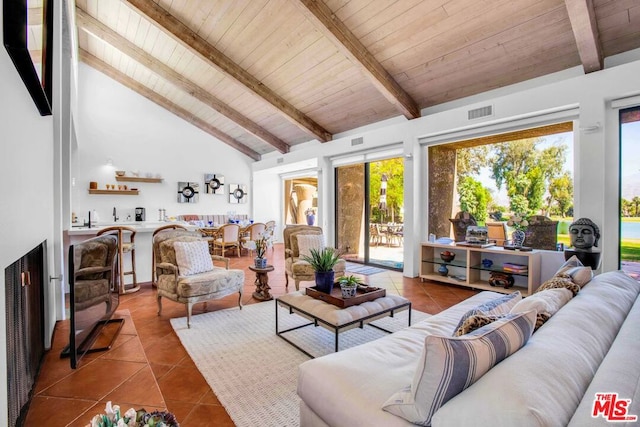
306,285,386,308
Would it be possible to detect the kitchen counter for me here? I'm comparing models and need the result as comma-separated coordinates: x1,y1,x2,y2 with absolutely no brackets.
68,221,196,235
64,221,197,286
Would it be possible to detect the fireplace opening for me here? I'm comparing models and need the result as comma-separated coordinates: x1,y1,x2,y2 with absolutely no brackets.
5,241,46,427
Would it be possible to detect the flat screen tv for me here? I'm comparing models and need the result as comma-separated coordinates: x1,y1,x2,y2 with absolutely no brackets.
61,233,123,368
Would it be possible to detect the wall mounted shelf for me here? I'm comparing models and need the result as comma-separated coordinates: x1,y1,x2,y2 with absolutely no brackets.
115,176,163,183
88,189,139,195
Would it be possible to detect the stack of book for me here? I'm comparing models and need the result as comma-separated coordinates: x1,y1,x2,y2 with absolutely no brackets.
502,262,528,274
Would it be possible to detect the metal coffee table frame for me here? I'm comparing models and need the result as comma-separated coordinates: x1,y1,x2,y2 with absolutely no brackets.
275,296,411,358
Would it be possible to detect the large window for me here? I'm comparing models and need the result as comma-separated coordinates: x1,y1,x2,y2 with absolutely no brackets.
619,106,640,279
428,123,574,249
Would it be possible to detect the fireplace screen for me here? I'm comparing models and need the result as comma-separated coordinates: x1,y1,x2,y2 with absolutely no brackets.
5,241,46,427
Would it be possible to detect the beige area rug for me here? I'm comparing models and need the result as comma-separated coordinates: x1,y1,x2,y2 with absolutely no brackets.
170,300,429,427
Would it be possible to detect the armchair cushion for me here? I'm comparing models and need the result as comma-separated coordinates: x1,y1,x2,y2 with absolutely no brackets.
297,234,325,258
177,268,245,298
174,241,214,276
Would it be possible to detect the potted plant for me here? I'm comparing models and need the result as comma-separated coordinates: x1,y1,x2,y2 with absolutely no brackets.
253,234,268,268
337,275,362,298
301,247,341,293
507,213,529,247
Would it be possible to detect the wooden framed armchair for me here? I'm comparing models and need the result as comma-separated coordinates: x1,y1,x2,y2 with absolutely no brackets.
72,234,118,312
153,230,244,328
283,225,346,291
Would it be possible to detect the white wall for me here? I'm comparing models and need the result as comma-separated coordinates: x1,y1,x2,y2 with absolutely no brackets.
0,0,55,419
253,51,640,277
73,63,254,225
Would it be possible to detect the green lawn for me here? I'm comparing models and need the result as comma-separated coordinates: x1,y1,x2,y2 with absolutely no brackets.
555,216,640,262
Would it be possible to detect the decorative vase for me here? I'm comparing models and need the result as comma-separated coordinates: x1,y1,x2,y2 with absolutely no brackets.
340,285,357,299
306,214,316,226
314,270,335,293
437,264,449,276
254,257,267,268
511,229,526,247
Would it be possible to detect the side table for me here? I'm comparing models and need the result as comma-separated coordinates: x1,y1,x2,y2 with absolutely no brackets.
248,265,275,301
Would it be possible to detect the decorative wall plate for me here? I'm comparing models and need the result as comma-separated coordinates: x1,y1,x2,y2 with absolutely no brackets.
204,173,224,194
229,184,247,204
178,182,199,203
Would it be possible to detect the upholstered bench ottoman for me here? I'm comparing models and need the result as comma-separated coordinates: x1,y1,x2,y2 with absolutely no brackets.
276,290,411,357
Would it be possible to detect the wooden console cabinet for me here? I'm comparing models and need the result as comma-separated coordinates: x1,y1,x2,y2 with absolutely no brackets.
420,242,541,296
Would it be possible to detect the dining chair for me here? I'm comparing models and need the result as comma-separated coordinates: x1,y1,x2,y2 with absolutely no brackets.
214,224,241,257
264,220,276,251
240,222,266,256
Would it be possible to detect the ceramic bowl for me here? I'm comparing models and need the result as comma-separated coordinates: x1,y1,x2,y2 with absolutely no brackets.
440,251,456,262
115,170,126,176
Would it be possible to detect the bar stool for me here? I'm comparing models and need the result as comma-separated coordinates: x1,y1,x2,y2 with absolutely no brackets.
97,226,140,294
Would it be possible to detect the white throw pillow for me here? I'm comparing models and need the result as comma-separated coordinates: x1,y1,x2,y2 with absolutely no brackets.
382,310,536,426
296,234,325,259
510,288,573,330
173,241,214,276
452,291,522,335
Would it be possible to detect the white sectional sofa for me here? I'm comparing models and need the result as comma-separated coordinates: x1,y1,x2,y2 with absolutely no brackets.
297,270,640,426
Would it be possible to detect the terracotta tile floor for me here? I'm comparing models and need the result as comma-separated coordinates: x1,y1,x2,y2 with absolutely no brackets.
25,244,478,426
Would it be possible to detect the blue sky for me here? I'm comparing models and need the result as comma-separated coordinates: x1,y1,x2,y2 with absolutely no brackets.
621,120,640,199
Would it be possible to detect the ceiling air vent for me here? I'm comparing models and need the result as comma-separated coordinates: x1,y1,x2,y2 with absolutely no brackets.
468,105,493,120
351,137,364,146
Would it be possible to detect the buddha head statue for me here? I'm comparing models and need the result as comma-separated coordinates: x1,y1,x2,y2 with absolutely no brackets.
568,217,600,251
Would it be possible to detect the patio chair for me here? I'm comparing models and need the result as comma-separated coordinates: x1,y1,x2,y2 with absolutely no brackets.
486,222,510,246
449,211,477,242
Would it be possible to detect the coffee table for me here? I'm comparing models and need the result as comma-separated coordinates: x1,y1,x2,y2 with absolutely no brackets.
275,290,411,358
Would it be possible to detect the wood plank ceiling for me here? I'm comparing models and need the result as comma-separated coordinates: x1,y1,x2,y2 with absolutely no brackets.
74,0,640,160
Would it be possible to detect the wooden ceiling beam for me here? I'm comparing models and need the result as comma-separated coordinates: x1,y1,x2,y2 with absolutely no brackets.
295,0,420,120
78,49,261,161
76,8,289,154
564,0,603,73
121,0,332,143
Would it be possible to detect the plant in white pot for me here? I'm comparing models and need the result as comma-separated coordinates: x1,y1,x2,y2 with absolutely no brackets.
337,275,362,298
301,247,341,293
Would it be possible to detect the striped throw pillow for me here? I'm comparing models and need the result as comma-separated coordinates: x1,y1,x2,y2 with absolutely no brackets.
382,310,536,426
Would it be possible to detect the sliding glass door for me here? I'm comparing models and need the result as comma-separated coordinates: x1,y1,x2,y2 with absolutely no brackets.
335,158,404,270
620,106,640,279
